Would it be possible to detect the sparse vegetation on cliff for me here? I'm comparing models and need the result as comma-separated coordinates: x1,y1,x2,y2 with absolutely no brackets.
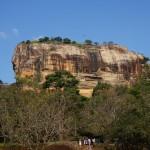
27,36,118,47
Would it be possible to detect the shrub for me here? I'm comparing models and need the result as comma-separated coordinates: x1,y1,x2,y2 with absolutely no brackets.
26,40,30,44
92,82,111,96
54,37,62,42
43,36,49,41
85,39,92,45
39,38,44,42
63,38,71,44
72,41,77,44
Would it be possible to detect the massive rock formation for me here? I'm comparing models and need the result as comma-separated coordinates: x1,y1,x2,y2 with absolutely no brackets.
12,43,144,96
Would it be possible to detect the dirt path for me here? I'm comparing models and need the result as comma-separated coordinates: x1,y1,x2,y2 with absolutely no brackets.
77,145,104,150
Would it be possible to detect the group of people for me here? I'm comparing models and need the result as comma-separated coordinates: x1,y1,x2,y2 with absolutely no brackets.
78,138,96,149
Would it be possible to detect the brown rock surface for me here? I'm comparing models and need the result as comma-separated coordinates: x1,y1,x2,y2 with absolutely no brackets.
12,43,144,97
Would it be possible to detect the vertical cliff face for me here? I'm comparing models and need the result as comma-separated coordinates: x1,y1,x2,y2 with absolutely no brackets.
12,43,144,96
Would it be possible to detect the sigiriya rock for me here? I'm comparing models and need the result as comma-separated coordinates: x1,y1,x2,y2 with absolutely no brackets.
12,42,144,96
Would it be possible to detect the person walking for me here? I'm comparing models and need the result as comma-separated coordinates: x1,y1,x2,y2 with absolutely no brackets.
87,138,91,150
92,138,96,147
79,139,82,148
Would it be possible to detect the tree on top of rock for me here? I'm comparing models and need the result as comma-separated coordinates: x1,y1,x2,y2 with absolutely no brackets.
85,39,92,45
63,38,71,44
54,37,62,42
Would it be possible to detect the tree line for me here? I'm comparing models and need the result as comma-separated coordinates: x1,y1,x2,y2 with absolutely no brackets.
21,36,117,46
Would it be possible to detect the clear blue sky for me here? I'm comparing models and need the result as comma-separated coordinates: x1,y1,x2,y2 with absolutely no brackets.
0,0,150,84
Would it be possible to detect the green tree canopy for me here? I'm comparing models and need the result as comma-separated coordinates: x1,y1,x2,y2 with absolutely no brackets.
0,80,3,84
54,36,62,42
39,38,44,42
26,40,30,44
63,38,71,44
43,36,49,41
43,70,79,90
92,82,111,96
85,39,92,45
72,41,77,44
110,94,150,150
94,42,99,45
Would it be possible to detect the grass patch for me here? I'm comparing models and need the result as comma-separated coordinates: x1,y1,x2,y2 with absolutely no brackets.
31,40,39,43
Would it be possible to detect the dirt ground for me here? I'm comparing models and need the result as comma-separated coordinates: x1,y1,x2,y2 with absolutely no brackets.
46,144,76,150
0,143,105,150
77,145,104,150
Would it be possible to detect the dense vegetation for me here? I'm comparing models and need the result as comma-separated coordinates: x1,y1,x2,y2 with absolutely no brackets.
0,65,150,150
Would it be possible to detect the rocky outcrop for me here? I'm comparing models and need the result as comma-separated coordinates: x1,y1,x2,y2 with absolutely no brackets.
12,43,144,97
